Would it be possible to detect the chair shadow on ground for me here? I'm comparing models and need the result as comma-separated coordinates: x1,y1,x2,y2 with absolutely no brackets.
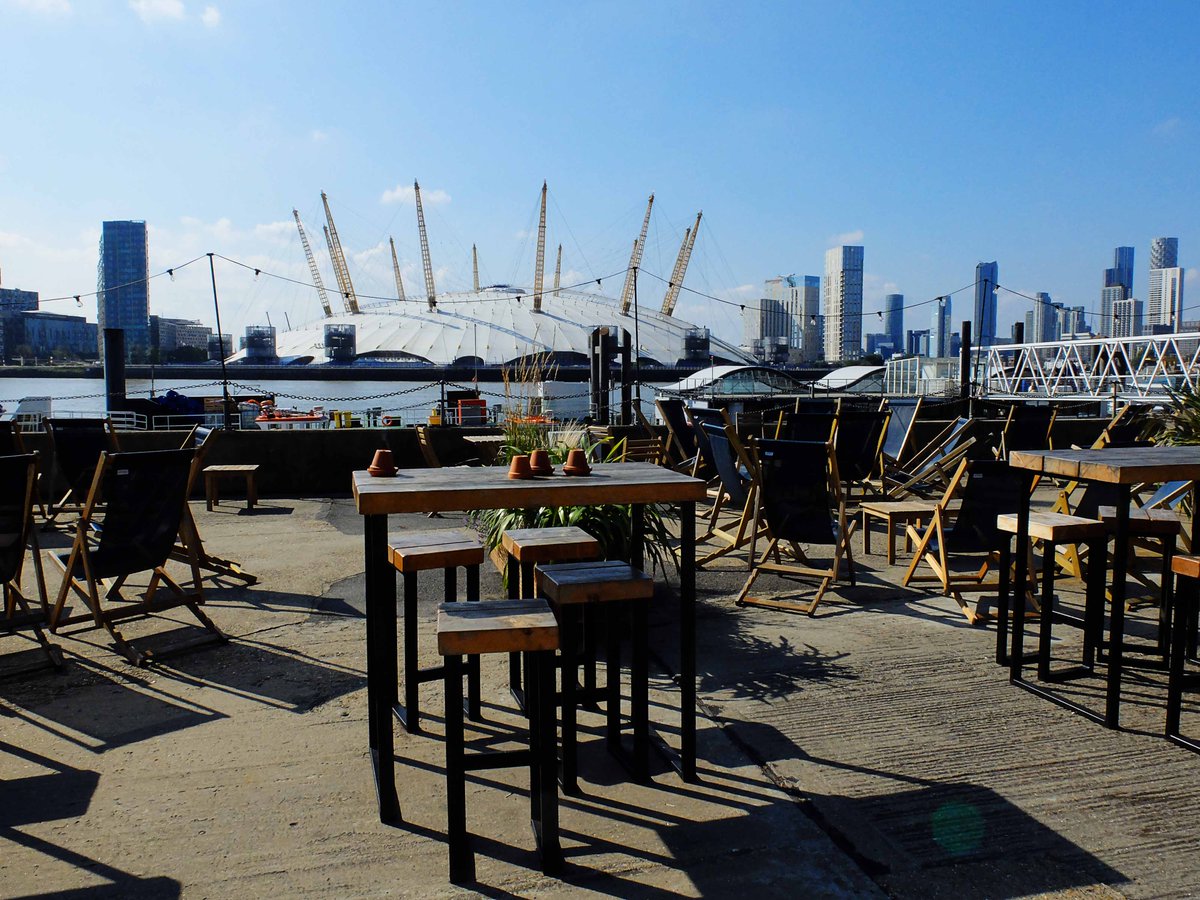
2,740,182,899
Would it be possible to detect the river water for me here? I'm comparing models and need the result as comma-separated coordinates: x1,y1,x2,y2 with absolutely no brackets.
0,376,660,425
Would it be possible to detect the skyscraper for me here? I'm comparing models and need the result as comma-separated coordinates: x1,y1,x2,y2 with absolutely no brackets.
797,275,822,362
97,220,150,357
932,295,952,357
1147,266,1185,331
1113,298,1143,338
973,261,999,347
1100,246,1134,337
823,245,863,362
1151,237,1179,270
884,293,904,350
1030,293,1059,343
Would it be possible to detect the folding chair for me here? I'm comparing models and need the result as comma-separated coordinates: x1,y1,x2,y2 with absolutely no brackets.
0,453,63,674
880,397,923,469
170,427,257,584
43,417,118,524
883,417,978,499
49,448,226,666
697,422,765,566
735,439,857,615
902,458,1027,623
779,410,838,443
999,404,1056,460
834,407,891,500
655,398,702,474
608,435,665,464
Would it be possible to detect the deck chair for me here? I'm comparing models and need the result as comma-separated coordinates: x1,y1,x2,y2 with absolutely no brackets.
170,427,257,585
735,439,857,615
793,398,839,415
883,417,977,499
49,448,225,666
902,458,1027,623
835,408,891,500
685,406,724,479
610,435,665,464
0,454,63,674
656,398,701,474
697,422,765,566
43,417,118,524
999,404,1056,460
733,407,785,440
881,398,923,469
780,410,838,443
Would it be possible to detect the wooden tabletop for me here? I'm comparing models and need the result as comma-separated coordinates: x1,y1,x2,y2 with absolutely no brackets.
1009,446,1200,484
353,462,707,515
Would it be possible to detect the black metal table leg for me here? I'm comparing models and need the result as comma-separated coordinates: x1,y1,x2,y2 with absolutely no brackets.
464,565,481,720
1083,536,1107,669
1009,473,1032,683
395,570,421,733
630,597,650,781
444,653,472,883
1038,540,1056,681
1167,572,1200,752
679,500,697,781
507,555,523,708
1106,485,1130,728
364,513,400,824
530,649,562,874
996,537,1011,666
559,605,579,794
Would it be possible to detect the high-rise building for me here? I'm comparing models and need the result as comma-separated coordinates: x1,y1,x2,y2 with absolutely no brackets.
1113,298,1143,338
1151,237,1179,270
0,287,38,312
795,275,822,362
756,274,822,361
1147,266,1185,331
823,245,863,362
884,293,903,350
1029,292,1059,343
973,261,999,347
1100,246,1134,337
932,295,953,357
743,293,789,354
97,220,150,358
1057,304,1088,337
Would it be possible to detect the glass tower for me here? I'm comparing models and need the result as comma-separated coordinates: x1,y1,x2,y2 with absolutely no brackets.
973,261,998,347
97,220,150,358
823,246,863,361
884,293,904,349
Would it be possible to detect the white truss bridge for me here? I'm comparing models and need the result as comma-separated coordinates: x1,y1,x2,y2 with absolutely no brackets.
983,331,1200,401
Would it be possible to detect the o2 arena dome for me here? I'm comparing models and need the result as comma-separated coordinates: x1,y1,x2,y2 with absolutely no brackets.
230,286,752,368
228,183,755,369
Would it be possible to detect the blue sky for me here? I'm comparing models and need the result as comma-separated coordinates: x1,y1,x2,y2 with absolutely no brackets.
2,0,1197,344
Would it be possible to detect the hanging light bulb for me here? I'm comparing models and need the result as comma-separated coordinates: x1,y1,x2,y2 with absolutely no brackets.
167,268,175,281
74,295,82,307
254,268,261,279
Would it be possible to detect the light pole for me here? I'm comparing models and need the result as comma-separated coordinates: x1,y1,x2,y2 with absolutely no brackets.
207,253,234,429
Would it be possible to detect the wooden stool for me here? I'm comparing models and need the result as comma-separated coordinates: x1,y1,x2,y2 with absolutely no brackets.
1097,506,1181,657
437,599,561,882
389,529,485,734
203,464,259,511
1167,555,1200,753
997,511,1107,677
536,560,654,794
860,500,936,564
502,526,600,706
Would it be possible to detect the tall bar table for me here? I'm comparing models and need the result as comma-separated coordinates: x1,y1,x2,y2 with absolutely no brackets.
353,462,707,823
1007,446,1200,728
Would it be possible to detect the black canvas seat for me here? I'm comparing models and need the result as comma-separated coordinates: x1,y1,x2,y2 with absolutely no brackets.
50,448,225,666
43,417,118,524
834,408,891,499
697,421,765,565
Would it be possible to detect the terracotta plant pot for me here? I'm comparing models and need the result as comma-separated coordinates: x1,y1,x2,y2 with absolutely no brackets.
562,448,592,477
367,448,396,477
529,448,554,476
508,454,533,480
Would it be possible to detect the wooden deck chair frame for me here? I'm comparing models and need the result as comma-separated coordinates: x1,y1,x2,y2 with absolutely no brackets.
835,407,892,501
998,404,1057,461
883,418,977,500
49,449,226,666
1,453,63,675
42,417,118,525
735,439,857,616
880,397,924,470
609,435,666,464
170,427,257,585
901,457,1028,624
696,419,767,567
654,398,702,474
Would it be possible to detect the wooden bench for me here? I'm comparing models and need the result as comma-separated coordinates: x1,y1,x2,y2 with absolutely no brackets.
389,528,485,733
436,599,561,882
203,464,260,511
536,560,654,792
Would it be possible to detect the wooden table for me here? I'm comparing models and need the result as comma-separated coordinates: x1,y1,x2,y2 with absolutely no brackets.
353,462,707,824
203,464,260,511
1007,447,1200,728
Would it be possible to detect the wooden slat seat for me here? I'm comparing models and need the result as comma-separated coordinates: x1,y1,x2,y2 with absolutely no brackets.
388,528,484,572
860,499,937,564
436,598,559,656
203,463,260,511
502,526,600,564
536,561,653,606
1172,554,1200,579
1096,506,1183,537
997,511,1106,543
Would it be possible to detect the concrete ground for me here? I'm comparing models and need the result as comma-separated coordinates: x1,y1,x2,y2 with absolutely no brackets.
1,495,1197,899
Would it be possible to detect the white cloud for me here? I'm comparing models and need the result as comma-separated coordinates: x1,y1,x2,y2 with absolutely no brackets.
130,0,184,22
1154,116,1181,137
828,229,864,246
1186,267,1199,289
729,283,756,296
351,241,389,267
253,221,294,243
380,184,451,206
310,129,328,143
514,229,532,240
11,0,71,14
200,4,219,26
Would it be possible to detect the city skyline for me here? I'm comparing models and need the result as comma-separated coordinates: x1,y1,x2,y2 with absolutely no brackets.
2,2,1197,346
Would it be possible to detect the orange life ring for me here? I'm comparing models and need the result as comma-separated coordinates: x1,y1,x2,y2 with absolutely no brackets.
381,415,397,427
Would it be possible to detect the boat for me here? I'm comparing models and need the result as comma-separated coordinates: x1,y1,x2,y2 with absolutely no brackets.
253,401,328,430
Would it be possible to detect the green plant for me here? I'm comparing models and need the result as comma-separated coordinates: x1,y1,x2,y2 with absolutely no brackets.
1157,385,1200,446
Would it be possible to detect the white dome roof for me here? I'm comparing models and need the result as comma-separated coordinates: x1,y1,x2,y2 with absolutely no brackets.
230,286,754,367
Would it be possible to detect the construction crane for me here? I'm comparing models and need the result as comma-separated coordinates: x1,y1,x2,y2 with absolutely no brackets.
321,192,360,314
413,181,437,310
620,193,654,316
661,211,702,317
323,225,349,310
293,209,333,318
389,237,407,302
472,244,480,293
553,243,562,294
532,181,547,313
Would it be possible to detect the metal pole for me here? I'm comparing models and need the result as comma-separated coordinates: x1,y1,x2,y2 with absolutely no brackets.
632,266,642,413
207,253,234,430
